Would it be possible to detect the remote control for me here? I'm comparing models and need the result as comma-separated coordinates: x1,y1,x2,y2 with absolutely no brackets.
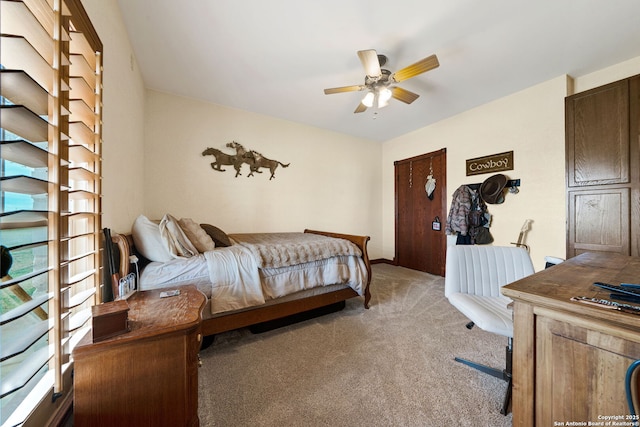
610,293,640,304
593,282,640,303
160,289,180,298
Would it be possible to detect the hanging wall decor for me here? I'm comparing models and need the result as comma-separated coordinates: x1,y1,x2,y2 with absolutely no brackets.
202,141,290,180
465,151,513,176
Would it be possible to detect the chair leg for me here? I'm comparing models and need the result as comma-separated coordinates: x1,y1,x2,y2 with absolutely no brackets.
454,357,507,380
454,338,513,415
465,321,475,330
501,375,512,415
501,338,513,415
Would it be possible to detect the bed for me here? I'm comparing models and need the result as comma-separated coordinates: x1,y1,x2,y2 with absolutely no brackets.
109,218,371,337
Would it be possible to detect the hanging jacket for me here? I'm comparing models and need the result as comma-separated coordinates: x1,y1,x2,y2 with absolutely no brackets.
445,185,473,236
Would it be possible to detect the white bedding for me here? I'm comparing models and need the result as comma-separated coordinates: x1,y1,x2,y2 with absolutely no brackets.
259,255,365,299
139,234,367,315
204,245,264,314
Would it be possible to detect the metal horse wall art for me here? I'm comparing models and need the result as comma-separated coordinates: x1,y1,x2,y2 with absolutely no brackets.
201,147,243,176
201,141,290,180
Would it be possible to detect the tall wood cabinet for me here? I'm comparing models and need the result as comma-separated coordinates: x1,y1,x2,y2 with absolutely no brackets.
73,286,205,427
565,75,640,258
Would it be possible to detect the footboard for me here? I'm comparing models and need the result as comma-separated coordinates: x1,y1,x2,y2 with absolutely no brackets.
304,229,371,307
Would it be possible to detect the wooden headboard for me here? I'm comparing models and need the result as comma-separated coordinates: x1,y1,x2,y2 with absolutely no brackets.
111,233,136,279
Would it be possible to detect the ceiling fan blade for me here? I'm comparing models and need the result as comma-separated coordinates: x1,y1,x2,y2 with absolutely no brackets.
357,49,382,78
324,85,365,95
391,54,439,83
354,103,368,113
391,87,420,104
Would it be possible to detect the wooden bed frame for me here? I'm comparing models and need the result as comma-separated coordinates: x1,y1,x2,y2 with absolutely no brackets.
110,229,371,336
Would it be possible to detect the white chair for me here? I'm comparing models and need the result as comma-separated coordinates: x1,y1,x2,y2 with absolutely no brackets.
544,255,564,269
444,245,535,415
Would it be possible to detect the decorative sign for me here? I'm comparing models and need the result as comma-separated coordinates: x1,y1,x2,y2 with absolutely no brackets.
466,151,513,176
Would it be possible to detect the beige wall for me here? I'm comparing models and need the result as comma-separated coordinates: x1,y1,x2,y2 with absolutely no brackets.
572,57,640,94
143,90,383,256
382,58,640,271
382,76,568,271
81,0,146,233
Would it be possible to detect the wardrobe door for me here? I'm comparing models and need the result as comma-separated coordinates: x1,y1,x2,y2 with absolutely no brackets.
566,79,629,187
567,188,630,256
565,76,640,258
395,149,447,275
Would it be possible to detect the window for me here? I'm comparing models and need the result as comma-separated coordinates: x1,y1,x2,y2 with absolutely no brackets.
0,0,102,425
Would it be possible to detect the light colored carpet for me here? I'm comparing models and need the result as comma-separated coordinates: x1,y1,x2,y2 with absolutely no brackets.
198,263,513,427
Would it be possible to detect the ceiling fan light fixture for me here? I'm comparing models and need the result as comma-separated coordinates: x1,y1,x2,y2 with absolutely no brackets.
362,91,375,108
324,49,439,114
378,88,392,108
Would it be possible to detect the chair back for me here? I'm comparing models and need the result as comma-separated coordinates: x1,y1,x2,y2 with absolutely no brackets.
445,245,535,298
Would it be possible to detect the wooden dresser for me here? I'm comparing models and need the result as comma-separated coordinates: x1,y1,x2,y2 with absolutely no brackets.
73,285,205,427
502,252,640,426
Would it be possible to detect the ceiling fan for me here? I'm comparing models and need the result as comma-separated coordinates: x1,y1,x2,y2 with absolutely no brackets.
324,49,439,113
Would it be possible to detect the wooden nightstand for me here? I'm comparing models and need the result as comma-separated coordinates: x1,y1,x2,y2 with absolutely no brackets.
73,286,205,427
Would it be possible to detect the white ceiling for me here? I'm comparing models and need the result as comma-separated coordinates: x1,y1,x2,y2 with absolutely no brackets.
117,0,640,142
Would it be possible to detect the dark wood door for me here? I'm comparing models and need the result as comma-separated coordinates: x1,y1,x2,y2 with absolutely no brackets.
395,149,447,275
565,76,639,258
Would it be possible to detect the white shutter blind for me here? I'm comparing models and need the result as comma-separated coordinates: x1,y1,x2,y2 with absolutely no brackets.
0,0,102,425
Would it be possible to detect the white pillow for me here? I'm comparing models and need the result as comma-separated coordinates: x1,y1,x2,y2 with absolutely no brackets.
131,214,173,262
159,214,199,258
178,218,216,253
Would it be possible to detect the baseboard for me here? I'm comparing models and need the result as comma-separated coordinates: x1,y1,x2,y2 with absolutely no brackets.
371,258,395,265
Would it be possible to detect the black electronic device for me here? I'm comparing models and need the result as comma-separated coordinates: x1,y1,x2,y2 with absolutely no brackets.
593,282,640,303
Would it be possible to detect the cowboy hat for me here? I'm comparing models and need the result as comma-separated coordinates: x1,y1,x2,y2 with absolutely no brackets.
480,173,508,204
